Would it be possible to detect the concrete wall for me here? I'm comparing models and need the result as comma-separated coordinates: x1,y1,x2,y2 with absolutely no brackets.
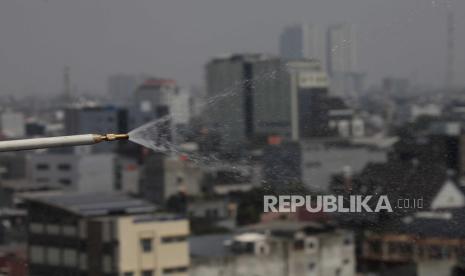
117,216,189,276
27,153,116,193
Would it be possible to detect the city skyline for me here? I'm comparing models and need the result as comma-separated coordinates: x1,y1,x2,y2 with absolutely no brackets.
0,0,463,95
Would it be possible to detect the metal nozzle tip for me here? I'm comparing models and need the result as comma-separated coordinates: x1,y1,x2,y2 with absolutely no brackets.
95,134,129,142
106,134,129,141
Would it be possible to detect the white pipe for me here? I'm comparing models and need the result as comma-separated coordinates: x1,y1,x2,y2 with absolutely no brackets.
0,134,100,152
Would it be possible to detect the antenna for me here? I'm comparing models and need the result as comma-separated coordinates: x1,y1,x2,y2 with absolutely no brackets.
445,9,455,90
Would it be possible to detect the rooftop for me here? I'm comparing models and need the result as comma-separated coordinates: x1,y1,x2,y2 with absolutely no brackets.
189,234,233,259
240,220,336,238
382,209,465,239
24,193,157,217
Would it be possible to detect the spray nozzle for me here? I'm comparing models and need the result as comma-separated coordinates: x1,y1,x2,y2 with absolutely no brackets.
94,134,129,142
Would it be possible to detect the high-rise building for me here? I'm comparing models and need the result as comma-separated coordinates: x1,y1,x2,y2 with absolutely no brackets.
25,193,189,276
287,60,331,139
206,54,290,148
326,24,362,97
206,55,354,147
279,24,325,67
326,24,357,76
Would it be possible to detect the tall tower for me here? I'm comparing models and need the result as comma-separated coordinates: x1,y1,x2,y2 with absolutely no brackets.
446,10,455,90
279,24,325,68
206,54,288,147
326,24,362,97
326,23,357,77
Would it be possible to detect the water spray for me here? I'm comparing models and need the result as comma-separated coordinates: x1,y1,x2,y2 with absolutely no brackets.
0,133,129,152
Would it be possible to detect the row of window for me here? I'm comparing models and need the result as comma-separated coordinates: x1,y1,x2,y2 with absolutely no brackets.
30,246,115,273
30,246,82,268
140,236,188,253
36,177,72,186
294,236,352,251
29,223,78,236
368,240,464,260
36,163,72,171
124,266,188,276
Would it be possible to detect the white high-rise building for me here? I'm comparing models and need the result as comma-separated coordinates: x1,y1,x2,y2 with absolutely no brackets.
326,24,357,75
326,24,362,97
279,24,325,68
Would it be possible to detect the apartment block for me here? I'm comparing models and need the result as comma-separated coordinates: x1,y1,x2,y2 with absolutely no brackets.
25,193,189,276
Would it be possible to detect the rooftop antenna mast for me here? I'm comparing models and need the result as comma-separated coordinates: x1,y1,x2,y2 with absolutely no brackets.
446,8,455,91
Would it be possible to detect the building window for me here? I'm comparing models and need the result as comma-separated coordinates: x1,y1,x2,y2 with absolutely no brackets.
47,247,60,266
161,235,187,243
29,223,44,234
142,270,153,276
294,240,304,250
308,263,315,271
123,273,134,276
163,267,188,274
79,253,87,270
57,163,72,171
46,224,60,235
344,237,353,245
63,249,78,267
140,238,153,252
36,163,49,170
102,221,114,242
59,178,72,186
103,255,112,273
30,246,45,264
79,221,87,239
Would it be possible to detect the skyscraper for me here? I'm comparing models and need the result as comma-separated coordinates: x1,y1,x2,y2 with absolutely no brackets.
206,54,290,148
326,24,362,97
326,23,357,76
279,24,325,67
206,54,349,147
286,59,331,139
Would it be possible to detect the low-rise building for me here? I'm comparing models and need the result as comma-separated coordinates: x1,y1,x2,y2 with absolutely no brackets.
26,152,139,194
25,193,189,276
190,221,355,276
362,210,465,276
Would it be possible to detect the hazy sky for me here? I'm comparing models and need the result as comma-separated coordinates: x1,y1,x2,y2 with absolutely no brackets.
0,0,463,95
